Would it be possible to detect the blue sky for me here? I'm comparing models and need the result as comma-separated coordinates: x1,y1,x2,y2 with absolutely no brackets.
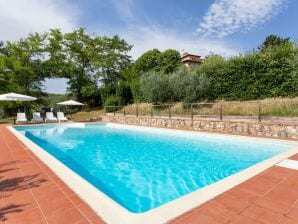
0,0,297,93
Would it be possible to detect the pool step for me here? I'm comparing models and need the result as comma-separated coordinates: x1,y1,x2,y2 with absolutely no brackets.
276,159,298,171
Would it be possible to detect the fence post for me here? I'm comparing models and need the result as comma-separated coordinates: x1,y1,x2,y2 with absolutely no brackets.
168,105,171,118
113,106,115,116
123,107,126,117
258,103,261,122
220,103,223,120
151,105,153,118
136,104,139,117
191,104,194,126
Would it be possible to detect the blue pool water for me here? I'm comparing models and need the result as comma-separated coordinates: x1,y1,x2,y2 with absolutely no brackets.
15,123,296,213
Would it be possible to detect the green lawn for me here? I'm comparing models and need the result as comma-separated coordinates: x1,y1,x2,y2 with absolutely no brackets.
0,117,14,124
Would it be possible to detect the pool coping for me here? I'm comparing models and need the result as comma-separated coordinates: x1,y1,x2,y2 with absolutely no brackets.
7,123,298,224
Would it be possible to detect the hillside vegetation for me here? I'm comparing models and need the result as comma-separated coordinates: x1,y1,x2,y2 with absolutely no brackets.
1,32,297,123
2,98,296,123
117,98,298,117
71,97,298,121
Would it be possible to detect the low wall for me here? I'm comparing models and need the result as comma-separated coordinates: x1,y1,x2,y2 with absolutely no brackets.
102,115,298,139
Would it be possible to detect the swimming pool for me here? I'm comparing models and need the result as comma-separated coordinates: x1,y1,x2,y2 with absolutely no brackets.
14,123,297,214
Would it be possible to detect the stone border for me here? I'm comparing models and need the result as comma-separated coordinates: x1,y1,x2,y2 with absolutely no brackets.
103,115,298,139
7,124,298,224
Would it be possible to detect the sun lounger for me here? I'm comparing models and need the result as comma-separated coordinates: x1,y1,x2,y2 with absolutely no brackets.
45,112,57,122
16,113,27,124
57,112,68,122
32,112,44,123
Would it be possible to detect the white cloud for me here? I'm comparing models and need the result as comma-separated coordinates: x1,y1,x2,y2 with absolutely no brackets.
0,0,240,60
99,0,239,58
0,0,78,41
197,0,286,37
109,0,135,22
121,26,238,59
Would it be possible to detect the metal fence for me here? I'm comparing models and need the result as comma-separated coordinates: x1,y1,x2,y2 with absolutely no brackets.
104,100,298,122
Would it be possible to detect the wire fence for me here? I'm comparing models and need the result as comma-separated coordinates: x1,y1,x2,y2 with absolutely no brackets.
104,100,298,122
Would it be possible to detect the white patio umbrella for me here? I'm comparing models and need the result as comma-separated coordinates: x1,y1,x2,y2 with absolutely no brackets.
0,92,37,124
57,100,84,119
0,92,37,101
57,100,84,106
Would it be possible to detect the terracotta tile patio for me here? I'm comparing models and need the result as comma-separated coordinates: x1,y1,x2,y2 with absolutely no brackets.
1,124,298,224
170,157,298,224
0,125,105,224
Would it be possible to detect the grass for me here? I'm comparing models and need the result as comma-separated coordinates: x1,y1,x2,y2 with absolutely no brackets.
0,109,104,124
0,117,14,124
114,98,298,117
71,108,105,122
261,99,298,117
87,98,298,118
0,98,296,124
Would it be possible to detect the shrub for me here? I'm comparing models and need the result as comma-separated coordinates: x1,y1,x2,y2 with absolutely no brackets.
169,66,210,103
104,95,121,112
140,71,173,103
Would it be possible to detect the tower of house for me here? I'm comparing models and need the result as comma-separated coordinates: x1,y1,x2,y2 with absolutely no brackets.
181,52,203,67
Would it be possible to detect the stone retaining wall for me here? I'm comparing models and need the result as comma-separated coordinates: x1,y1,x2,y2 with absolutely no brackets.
102,115,298,139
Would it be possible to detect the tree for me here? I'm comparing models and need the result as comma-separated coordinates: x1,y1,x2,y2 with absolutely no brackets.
131,49,182,102
293,45,298,95
199,54,227,100
170,66,210,103
258,40,296,97
158,49,182,74
133,49,161,76
1,30,298,112
258,35,291,52
197,37,298,101
2,32,48,95
0,41,8,55
0,55,7,92
0,33,50,115
133,49,182,75
140,71,173,103
129,49,162,101
47,28,132,105
97,35,132,85
223,53,263,100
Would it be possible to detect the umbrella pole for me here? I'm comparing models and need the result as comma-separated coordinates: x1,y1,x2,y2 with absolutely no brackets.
14,102,17,125
70,106,72,120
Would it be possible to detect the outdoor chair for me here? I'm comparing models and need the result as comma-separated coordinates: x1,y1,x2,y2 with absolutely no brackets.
16,113,28,124
32,112,44,123
57,112,68,122
45,112,57,122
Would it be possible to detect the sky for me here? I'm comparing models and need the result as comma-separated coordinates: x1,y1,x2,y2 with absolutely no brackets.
0,0,297,94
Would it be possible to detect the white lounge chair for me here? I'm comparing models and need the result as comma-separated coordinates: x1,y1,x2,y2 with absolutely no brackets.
16,113,27,124
32,112,43,123
57,112,68,122
45,112,57,122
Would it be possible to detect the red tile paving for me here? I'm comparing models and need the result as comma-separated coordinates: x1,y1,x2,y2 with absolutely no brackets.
170,159,298,224
1,124,298,224
0,125,105,224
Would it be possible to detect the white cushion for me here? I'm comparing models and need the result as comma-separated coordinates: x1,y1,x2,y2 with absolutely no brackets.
33,112,43,121
57,112,68,121
46,112,57,121
16,113,27,122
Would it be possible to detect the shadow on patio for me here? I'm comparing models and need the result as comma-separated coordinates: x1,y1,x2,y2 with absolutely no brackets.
0,160,48,221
